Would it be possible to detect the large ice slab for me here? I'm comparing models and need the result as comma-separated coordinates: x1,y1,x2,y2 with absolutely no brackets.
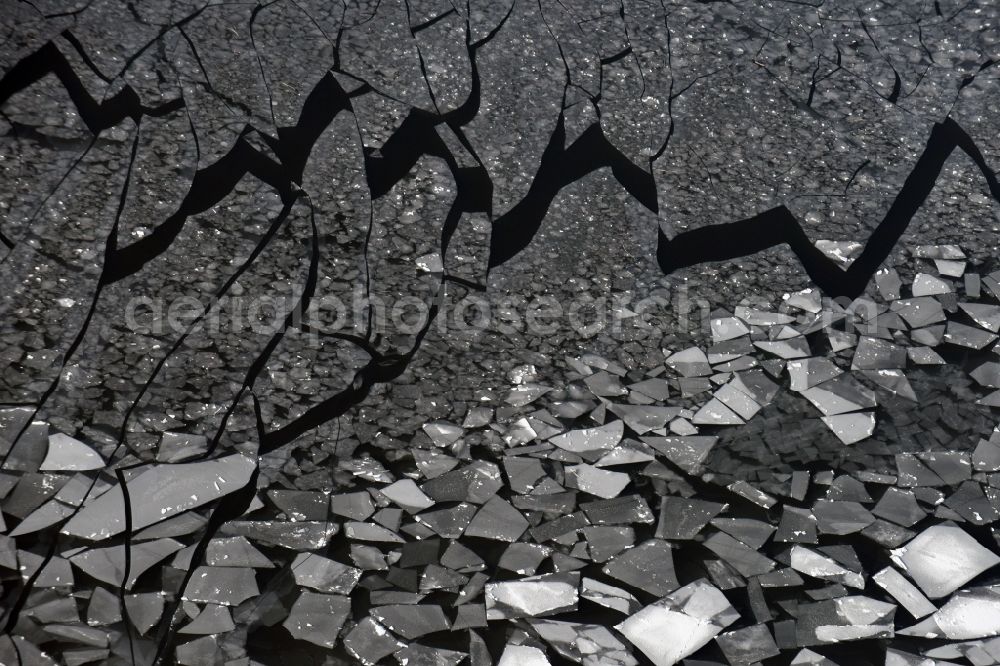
62,454,256,540
616,579,739,666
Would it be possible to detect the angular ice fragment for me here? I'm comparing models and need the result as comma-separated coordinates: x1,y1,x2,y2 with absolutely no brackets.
549,421,623,455
629,377,672,401
174,636,219,665
912,273,953,296
602,539,678,595
734,306,794,326
812,500,875,534
204,536,273,568
872,567,936,619
692,398,744,426
876,268,903,301
727,480,777,508
413,448,460,479
821,412,876,445
420,460,502,504
716,624,780,664
62,454,256,540
219,520,337,550
891,297,945,328
9,500,74,536
730,369,780,404
40,433,104,471
581,576,641,614
974,437,1000,472
18,551,72,587
595,441,656,467
791,546,864,589
380,478,435,513
124,592,164,634
796,596,895,645
506,383,551,407
815,240,862,268
711,316,751,342
944,321,998,349
371,604,449,638
899,586,1000,639
914,244,965,260
616,579,739,666
959,303,1000,332
852,337,906,371
156,432,208,462
872,488,926,527
886,648,960,665
68,538,182,589
753,338,811,360
785,288,822,313
970,360,1000,389
657,497,726,540
394,644,466,665
41,624,108,648
291,552,361,594
464,496,528,542
642,436,716,474
891,523,1000,598
566,464,630,499
485,572,580,619
581,495,654,524
665,347,712,377
498,542,552,575
182,566,259,606
135,511,207,540
801,375,876,416
497,645,551,666
907,347,945,365
531,619,637,666
860,369,916,401
344,617,407,665
267,489,328,521
791,647,840,665
607,404,679,435
178,604,235,635
704,531,775,577
414,502,476,538
787,358,843,392
344,521,406,543
415,252,443,273
709,518,774,550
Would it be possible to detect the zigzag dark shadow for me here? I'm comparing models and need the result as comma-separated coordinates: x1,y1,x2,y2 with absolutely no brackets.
0,34,183,133
100,71,352,285
655,117,1000,299
487,111,659,269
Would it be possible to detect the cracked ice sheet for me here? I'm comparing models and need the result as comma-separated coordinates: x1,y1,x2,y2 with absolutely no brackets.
5,2,1000,664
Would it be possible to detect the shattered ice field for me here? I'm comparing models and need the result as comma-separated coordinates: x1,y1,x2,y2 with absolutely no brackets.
2,0,1000,664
